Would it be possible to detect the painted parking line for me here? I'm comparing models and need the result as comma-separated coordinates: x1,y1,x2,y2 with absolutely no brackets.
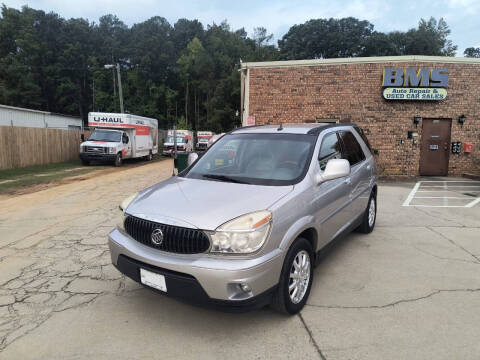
403,180,480,208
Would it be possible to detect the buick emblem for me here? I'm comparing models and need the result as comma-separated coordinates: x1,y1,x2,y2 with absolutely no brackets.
151,228,164,246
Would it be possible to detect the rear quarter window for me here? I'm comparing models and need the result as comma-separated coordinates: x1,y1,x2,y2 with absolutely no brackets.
339,130,366,166
354,126,372,152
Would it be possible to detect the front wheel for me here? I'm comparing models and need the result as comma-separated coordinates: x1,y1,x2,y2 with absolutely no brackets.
271,237,314,314
114,153,123,167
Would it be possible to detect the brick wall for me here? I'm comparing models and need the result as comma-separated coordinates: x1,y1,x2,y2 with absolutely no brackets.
247,61,480,177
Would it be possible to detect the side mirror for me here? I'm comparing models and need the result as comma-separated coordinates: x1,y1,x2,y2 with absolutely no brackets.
187,152,199,166
316,159,350,184
81,134,85,142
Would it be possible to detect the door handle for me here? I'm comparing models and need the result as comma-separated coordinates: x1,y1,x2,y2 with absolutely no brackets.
366,164,371,170
344,177,351,185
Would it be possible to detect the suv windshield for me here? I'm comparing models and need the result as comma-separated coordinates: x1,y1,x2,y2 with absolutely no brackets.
183,133,316,186
88,130,121,142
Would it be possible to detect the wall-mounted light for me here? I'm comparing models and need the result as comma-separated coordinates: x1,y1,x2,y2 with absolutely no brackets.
458,114,466,126
413,116,421,127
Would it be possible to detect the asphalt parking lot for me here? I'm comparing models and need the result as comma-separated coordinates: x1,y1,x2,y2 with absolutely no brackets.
0,160,479,360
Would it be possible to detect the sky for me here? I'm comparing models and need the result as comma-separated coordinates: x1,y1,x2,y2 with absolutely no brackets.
3,0,479,55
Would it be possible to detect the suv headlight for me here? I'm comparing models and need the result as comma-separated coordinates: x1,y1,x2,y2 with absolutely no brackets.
210,211,272,254
119,192,139,213
118,192,139,230
109,147,116,154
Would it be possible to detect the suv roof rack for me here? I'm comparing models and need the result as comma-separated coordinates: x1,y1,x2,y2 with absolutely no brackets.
306,122,356,135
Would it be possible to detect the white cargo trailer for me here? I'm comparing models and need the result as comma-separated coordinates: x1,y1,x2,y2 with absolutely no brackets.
80,112,158,166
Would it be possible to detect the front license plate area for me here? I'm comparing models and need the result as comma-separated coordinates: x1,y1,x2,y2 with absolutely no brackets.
140,268,167,292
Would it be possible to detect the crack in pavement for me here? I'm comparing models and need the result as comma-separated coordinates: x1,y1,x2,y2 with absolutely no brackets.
412,245,480,265
427,227,480,263
298,312,327,360
306,287,480,310
0,161,174,353
413,206,465,227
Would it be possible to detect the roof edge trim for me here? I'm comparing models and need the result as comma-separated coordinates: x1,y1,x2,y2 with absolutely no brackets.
241,56,480,69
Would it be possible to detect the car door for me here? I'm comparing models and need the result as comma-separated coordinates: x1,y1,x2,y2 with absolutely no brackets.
313,131,352,244
338,130,370,220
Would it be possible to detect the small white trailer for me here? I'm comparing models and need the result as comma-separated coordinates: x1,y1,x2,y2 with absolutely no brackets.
80,112,158,166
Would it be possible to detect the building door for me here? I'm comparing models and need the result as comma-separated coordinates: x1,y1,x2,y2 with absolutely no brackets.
419,119,452,176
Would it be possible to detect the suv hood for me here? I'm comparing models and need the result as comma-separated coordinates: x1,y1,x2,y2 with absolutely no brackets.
126,176,293,230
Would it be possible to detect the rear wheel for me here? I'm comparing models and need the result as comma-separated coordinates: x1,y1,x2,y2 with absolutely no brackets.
357,193,376,233
146,151,153,161
271,237,314,314
114,153,123,167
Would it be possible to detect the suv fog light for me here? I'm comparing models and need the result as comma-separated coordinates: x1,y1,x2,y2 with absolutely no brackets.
240,283,251,293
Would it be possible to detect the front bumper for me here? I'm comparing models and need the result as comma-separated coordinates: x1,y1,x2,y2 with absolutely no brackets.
108,227,284,309
80,153,117,162
162,149,187,156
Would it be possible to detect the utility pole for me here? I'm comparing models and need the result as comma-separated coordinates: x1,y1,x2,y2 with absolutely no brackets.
104,63,124,113
116,63,124,113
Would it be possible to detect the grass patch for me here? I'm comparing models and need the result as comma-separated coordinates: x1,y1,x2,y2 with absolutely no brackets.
0,160,108,194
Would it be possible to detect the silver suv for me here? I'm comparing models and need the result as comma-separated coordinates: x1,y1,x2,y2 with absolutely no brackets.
109,123,377,314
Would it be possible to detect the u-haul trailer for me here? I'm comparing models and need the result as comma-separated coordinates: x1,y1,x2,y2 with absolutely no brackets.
80,112,158,166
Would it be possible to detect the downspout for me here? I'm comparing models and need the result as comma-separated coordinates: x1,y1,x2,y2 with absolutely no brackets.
239,64,250,127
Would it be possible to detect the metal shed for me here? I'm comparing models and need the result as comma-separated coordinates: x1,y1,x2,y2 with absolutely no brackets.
0,104,83,130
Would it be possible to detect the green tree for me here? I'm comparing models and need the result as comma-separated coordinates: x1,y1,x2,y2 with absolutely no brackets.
279,17,374,59
464,47,480,57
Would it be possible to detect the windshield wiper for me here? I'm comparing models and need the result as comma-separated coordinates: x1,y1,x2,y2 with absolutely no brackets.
201,174,249,184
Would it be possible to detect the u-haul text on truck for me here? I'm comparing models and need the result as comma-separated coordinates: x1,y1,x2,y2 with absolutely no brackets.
80,112,158,166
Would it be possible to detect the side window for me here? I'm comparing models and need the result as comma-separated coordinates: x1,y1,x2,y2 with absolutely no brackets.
339,131,366,166
318,132,342,171
354,126,372,152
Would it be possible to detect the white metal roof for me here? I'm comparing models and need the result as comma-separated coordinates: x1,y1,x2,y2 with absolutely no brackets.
241,55,480,70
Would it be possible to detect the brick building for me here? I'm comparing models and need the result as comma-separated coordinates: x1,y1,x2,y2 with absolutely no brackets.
240,56,480,177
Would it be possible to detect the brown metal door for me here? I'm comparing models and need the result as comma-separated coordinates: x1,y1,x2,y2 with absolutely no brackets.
419,119,452,176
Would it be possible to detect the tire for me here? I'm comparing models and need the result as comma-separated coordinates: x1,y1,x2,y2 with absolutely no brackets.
114,153,123,167
81,159,90,166
271,237,314,315
357,193,376,234
147,151,153,161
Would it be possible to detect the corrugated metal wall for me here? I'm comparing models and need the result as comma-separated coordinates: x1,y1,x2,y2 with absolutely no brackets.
0,105,82,130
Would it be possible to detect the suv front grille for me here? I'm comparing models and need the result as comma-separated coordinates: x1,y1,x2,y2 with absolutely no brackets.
124,216,210,254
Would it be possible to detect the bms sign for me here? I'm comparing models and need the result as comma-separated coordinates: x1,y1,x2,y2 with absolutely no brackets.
382,67,449,101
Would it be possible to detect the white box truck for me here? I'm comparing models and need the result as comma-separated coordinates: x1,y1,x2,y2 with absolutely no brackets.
163,129,194,156
80,112,158,166
196,131,215,151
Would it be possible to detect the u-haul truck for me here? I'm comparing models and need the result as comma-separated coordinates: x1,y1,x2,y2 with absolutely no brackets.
80,112,158,166
162,129,194,156
196,131,215,151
